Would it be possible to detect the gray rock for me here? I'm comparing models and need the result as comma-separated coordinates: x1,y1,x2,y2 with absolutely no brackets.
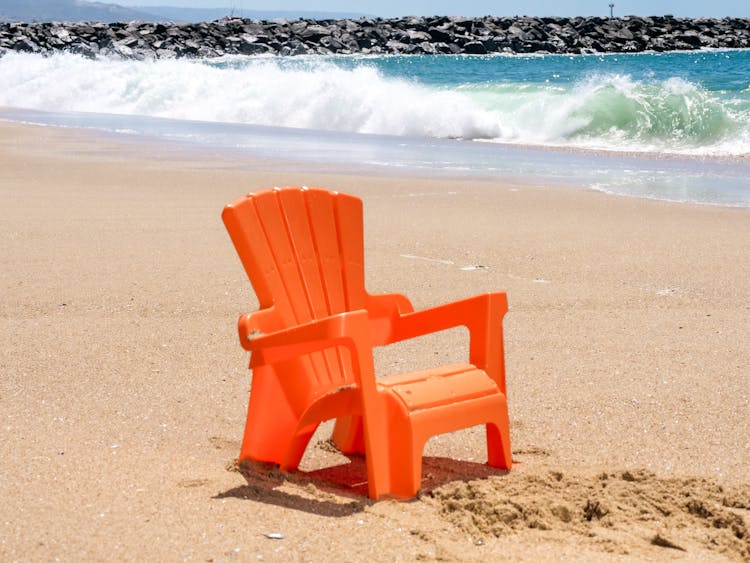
1,16,749,59
463,41,487,54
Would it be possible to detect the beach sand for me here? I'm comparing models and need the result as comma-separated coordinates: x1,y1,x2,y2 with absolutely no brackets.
1,120,748,561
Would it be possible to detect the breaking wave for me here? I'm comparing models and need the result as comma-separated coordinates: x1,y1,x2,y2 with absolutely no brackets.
0,51,748,156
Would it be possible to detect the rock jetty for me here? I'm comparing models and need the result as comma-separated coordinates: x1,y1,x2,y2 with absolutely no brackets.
1,15,749,59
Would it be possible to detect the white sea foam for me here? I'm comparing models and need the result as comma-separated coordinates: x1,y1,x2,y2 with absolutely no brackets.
0,52,503,139
0,51,749,157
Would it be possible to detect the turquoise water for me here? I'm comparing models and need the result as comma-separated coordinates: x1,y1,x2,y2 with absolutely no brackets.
352,50,749,91
0,50,749,204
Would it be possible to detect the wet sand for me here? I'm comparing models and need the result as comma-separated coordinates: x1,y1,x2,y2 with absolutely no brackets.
1,120,748,561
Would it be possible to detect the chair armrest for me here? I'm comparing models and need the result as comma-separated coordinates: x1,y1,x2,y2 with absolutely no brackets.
240,309,373,368
365,292,414,346
390,292,507,341
237,307,283,349
389,292,509,391
366,292,415,317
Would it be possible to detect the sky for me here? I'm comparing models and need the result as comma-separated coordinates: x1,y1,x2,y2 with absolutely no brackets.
116,1,749,18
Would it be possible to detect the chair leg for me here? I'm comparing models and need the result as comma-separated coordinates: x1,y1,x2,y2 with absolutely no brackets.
388,434,424,499
332,415,365,455
486,419,512,469
280,425,318,471
239,366,298,464
382,405,424,499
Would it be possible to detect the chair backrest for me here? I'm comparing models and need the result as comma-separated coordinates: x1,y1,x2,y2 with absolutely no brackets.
222,186,367,408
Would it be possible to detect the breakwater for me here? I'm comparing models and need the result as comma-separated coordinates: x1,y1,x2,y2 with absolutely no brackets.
1,15,749,58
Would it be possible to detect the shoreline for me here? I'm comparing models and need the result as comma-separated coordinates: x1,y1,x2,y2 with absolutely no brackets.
4,105,749,167
1,120,748,560
2,107,749,208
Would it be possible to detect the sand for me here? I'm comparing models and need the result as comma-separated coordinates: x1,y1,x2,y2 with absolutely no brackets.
0,120,748,561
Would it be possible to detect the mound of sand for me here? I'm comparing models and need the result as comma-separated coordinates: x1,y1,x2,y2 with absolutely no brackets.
428,468,749,560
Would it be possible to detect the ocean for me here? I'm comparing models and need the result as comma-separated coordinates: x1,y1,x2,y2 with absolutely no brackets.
1,49,749,205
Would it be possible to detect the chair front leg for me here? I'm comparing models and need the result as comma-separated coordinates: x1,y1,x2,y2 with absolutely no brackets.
239,364,298,465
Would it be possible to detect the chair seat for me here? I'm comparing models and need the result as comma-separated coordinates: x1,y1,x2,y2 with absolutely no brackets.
378,363,499,412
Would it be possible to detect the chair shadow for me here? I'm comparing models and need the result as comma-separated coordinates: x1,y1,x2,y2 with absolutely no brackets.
214,455,510,517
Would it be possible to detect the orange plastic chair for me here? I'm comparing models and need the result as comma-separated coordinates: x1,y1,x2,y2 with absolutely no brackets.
222,186,511,500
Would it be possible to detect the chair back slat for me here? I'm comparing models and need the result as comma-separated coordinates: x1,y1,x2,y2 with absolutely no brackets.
304,189,348,315
336,194,367,311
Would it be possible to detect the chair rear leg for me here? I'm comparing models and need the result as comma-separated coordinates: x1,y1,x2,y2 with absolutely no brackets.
332,415,365,455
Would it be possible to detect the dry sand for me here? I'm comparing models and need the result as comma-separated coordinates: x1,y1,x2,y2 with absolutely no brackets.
0,120,748,561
